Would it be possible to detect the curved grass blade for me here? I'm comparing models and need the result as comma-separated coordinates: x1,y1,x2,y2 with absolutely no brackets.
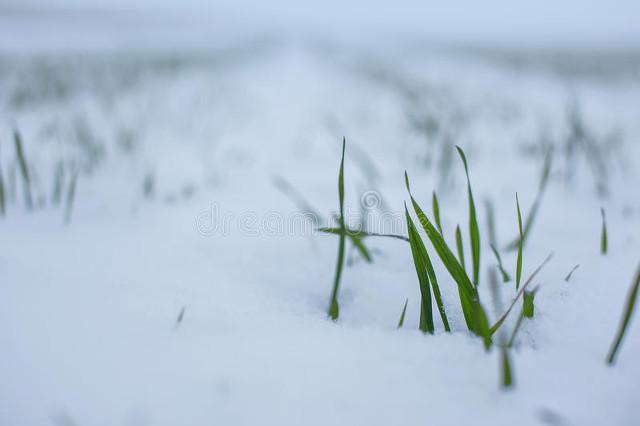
491,253,553,335
516,194,524,290
432,191,443,236
506,310,524,348
455,225,466,272
405,203,434,333
397,298,409,328
405,171,477,332
600,207,607,255
564,264,580,282
456,146,480,286
318,227,409,242
490,244,511,282
275,176,373,262
606,263,640,365
328,139,347,320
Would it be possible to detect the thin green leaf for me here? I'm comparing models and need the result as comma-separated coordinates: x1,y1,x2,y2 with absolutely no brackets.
606,263,640,365
456,146,480,286
485,198,497,248
397,298,409,328
328,139,346,320
516,193,524,290
600,207,607,255
419,231,451,331
506,311,524,348
564,264,580,282
432,191,443,236
455,225,466,272
490,244,511,282
491,253,553,335
405,203,434,334
501,347,514,389
505,151,552,251
523,288,537,318
317,227,409,242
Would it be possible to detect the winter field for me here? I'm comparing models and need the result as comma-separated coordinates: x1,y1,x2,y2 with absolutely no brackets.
1,4,640,426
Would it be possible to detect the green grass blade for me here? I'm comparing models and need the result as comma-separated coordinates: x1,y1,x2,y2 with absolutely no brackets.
600,207,607,255
405,171,477,332
275,176,374,263
13,130,33,210
505,151,552,251
419,231,451,331
328,139,347,320
523,288,537,318
455,225,466,272
456,146,480,286
405,204,435,333
564,264,580,282
506,311,524,348
317,227,409,242
491,253,552,335
606,263,640,365
432,191,443,236
500,347,514,389
516,193,524,290
485,198,497,247
490,244,511,282
397,298,409,328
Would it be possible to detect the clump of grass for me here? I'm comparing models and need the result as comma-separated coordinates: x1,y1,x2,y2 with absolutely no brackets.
13,129,33,210
405,203,435,333
606,263,640,365
404,200,451,333
328,139,347,320
600,207,607,255
397,298,408,328
405,169,489,346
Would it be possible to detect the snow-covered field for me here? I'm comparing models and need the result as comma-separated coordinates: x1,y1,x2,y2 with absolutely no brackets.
1,5,640,426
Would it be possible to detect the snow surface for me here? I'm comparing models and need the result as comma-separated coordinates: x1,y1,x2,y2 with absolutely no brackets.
1,5,640,426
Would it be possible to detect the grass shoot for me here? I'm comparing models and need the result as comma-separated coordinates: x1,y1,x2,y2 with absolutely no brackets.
606,263,640,365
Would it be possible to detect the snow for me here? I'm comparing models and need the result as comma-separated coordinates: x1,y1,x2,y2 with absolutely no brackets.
1,4,640,426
